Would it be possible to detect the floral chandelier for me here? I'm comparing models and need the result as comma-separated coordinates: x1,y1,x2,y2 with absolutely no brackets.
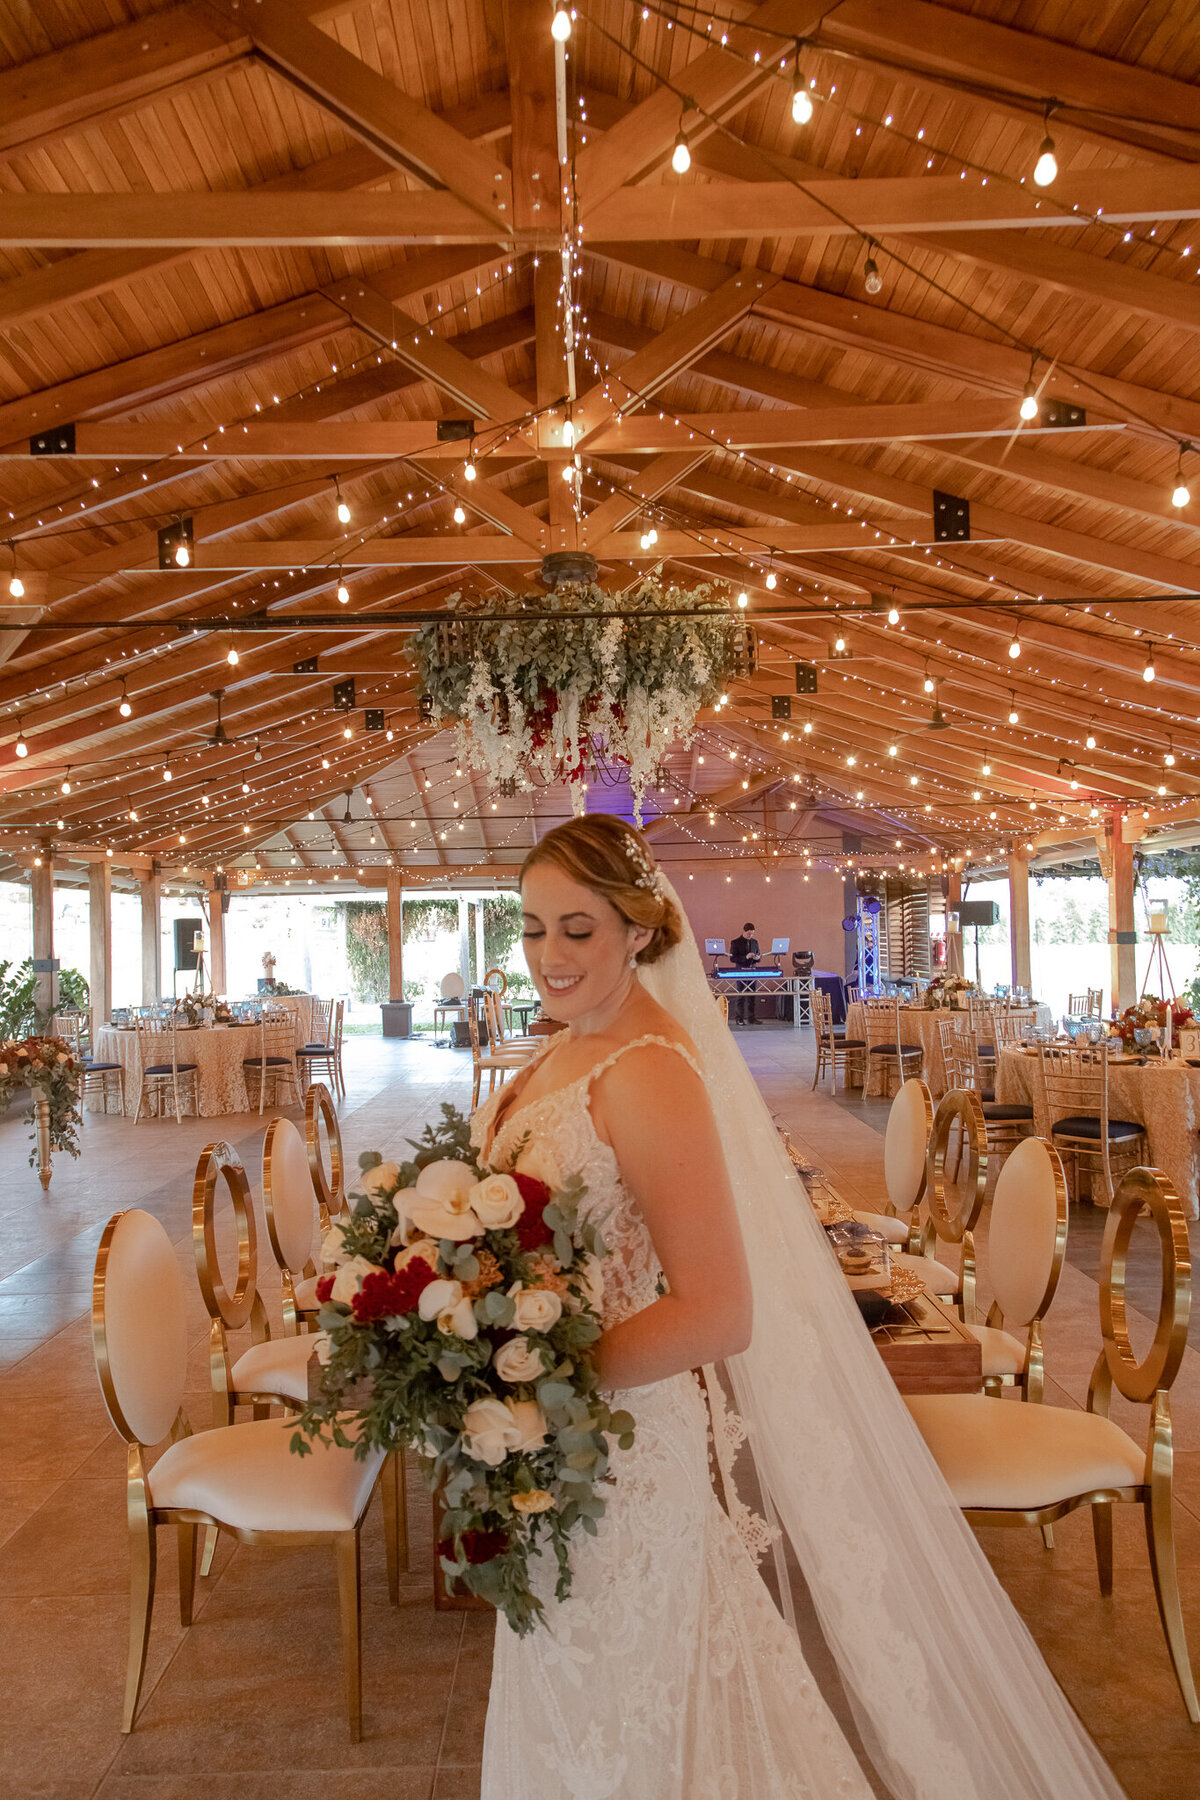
412,562,755,819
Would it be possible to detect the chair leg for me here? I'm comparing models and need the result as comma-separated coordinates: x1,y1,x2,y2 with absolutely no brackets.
1040,1523,1055,1551
122,1512,157,1732
472,1066,481,1109
380,1450,408,1601
1092,1500,1114,1596
199,1523,220,1578
334,1529,364,1742
1146,1452,1200,1720
177,1522,198,1625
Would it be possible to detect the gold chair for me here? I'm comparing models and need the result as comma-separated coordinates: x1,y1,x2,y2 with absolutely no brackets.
59,1006,127,1115
891,1087,987,1318
296,996,333,1089
467,993,530,1109
483,987,539,1055
944,1015,1035,1164
811,986,865,1094
1068,989,1102,1020
860,995,923,1103
299,998,345,1100
243,1005,302,1115
306,1080,345,1230
907,1165,1198,1721
132,1014,198,1123
92,1206,399,1740
1039,1042,1146,1206
850,1077,934,1259
969,1134,1068,1402
263,1115,324,1334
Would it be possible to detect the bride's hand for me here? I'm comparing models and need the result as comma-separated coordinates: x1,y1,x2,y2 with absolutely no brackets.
589,1043,752,1391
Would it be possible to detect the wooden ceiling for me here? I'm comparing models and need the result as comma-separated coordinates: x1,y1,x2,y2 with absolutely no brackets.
1,0,1200,891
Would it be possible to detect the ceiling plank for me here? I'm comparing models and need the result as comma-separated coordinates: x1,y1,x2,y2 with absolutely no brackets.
0,191,495,248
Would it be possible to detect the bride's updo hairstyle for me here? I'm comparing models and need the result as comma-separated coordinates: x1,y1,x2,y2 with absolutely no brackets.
521,813,684,965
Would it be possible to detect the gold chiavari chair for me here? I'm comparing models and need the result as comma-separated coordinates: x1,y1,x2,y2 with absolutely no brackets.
296,996,333,1089
299,998,345,1100
467,993,530,1110
948,1017,1035,1165
305,1080,345,1231
243,1004,302,1115
907,1165,1199,1720
1039,1042,1146,1206
1087,985,1104,1017
1068,990,1102,1020
263,1115,325,1334
860,995,923,1103
132,1014,198,1123
92,1206,396,1740
811,986,866,1094
484,986,539,1055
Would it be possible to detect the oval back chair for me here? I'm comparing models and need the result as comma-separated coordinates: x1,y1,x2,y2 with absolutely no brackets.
976,1135,1068,1402
305,1081,345,1228
263,1116,322,1334
920,1087,989,1318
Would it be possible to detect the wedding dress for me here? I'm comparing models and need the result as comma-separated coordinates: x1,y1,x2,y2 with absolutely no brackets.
471,885,1126,1800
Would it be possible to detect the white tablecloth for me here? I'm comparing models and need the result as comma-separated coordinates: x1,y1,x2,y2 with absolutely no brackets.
89,1024,265,1117
996,1046,1200,1219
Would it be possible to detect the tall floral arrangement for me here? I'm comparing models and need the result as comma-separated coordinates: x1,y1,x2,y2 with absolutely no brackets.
411,578,751,817
0,1035,83,1165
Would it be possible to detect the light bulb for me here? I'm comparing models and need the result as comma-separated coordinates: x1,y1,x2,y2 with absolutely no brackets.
1144,652,1156,682
646,524,657,544
162,766,172,782
335,482,351,524
640,532,651,550
173,541,190,566
227,647,239,665
1085,732,1096,749
792,82,813,125
337,580,349,603
60,777,70,794
863,255,882,296
551,3,571,40
463,459,477,481
982,762,992,775
765,571,777,589
736,591,748,608
561,463,574,482
1033,135,1057,187
8,573,23,598
1173,480,1190,508
453,504,466,524
887,605,899,624
1008,635,1021,659
923,675,934,694
14,733,27,757
1019,385,1039,421
888,744,898,757
119,696,132,718
834,635,846,652
56,818,64,831
671,130,691,174
561,417,575,447
1008,706,1019,724
1165,750,1176,766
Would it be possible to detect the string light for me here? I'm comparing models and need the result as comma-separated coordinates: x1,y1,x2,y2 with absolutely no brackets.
336,566,349,604
463,456,477,482
863,247,883,296
671,126,691,174
1144,646,1157,682
1008,696,1019,723
453,504,466,524
887,605,900,624
1172,443,1191,509
1008,632,1021,660
1019,355,1040,422
6,541,23,598
791,46,813,124
227,647,239,666
551,2,571,41
334,478,351,525
60,772,71,794
765,570,777,590
118,683,132,719
14,720,27,757
1033,108,1058,187
1085,730,1097,749
736,590,748,608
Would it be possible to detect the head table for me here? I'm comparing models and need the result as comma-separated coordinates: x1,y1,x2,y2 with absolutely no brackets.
87,996,317,1118
843,1001,1054,1099
995,1046,1200,1221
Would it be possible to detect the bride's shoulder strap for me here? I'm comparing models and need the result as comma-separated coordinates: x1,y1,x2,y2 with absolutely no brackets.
584,1032,703,1086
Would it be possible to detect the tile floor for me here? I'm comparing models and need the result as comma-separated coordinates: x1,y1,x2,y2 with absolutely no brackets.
2,1026,1197,1798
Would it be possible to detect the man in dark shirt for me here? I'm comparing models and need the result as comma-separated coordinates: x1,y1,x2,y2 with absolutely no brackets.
729,923,760,1024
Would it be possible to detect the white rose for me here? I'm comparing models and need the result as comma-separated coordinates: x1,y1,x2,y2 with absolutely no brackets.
329,1254,377,1305
493,1335,547,1384
462,1396,523,1466
504,1398,548,1455
359,1160,401,1197
418,1277,464,1322
508,1282,563,1334
414,1159,477,1209
321,1223,351,1267
470,1173,525,1230
313,1330,332,1366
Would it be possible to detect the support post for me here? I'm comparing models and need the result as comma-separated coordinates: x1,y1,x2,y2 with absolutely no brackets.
1103,813,1136,1014
1007,851,1031,993
31,854,55,1021
140,866,161,1005
381,869,412,1037
475,897,487,985
458,895,470,990
88,858,113,1026
208,875,227,995
945,868,964,977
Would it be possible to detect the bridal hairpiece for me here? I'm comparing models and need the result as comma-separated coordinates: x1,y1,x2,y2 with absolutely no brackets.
625,833,666,899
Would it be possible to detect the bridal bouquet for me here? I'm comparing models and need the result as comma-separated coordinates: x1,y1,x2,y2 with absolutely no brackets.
291,1104,634,1634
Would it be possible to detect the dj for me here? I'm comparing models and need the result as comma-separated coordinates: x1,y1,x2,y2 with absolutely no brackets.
729,921,760,1025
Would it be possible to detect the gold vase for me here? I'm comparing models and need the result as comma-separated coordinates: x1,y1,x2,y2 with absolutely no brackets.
34,1096,52,1190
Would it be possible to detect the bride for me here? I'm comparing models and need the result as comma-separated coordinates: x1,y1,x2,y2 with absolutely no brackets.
471,813,1123,1800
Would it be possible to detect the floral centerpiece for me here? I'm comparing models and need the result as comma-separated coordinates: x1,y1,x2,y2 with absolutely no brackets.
923,974,977,1011
1115,994,1194,1049
0,1035,83,1165
411,578,753,819
292,1105,631,1635
176,992,203,1026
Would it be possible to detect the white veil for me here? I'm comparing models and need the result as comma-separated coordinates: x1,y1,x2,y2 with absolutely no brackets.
640,881,1125,1800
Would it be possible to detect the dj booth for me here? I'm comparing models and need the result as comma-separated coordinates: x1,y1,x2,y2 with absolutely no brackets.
705,942,814,1028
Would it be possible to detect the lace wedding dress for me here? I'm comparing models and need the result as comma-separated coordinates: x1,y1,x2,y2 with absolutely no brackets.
473,1034,874,1800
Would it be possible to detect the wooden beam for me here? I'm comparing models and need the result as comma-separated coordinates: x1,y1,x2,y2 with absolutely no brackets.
0,191,497,247
331,280,530,421
584,452,710,541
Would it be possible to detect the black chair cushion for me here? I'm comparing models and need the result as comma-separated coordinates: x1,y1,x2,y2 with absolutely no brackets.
145,1062,197,1075
299,1042,330,1052
869,1043,922,1055
982,1102,1035,1122
244,1055,293,1066
1052,1115,1143,1141
83,1060,123,1072
977,1043,995,1057
835,1037,867,1048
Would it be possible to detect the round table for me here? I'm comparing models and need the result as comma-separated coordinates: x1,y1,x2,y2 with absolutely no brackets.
89,1023,264,1117
844,1001,1055,1099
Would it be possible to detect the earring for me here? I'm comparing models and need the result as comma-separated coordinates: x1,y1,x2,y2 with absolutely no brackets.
629,953,638,969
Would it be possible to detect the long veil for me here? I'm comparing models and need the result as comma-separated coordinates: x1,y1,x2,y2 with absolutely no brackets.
640,881,1124,1800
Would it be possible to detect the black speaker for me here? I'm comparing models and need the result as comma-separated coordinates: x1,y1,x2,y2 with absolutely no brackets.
174,916,203,970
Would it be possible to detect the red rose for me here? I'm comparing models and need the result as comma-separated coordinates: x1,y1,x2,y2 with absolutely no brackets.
351,1261,434,1323
315,1274,335,1303
439,1527,508,1565
511,1171,554,1252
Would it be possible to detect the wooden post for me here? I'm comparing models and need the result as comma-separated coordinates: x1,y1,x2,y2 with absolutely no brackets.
475,897,487,985
458,894,471,990
30,854,55,1021
140,866,161,1005
208,875,227,994
386,868,404,1002
88,858,113,1026
1103,814,1136,1013
945,869,964,977
1007,852,1031,992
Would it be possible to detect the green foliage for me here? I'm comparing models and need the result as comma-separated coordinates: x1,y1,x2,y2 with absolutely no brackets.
340,902,389,1002
58,968,89,1008
0,960,36,1038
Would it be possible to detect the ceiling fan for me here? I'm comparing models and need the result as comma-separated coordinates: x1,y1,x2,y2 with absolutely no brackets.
181,689,244,749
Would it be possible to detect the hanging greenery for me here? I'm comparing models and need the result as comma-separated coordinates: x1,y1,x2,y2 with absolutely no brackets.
412,579,753,817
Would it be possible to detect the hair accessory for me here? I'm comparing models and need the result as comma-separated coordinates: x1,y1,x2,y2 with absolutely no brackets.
624,831,666,899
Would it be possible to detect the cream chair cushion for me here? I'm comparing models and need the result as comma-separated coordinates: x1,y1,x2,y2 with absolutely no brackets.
231,1334,316,1404
851,1209,909,1245
964,1323,1026,1378
293,1274,324,1312
148,1418,383,1531
906,1394,1144,1510
267,1119,319,1272
891,1250,959,1296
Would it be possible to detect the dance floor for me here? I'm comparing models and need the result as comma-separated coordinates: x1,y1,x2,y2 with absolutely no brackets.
2,1028,1197,1799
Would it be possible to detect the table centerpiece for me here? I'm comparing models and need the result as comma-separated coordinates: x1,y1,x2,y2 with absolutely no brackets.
1115,994,1194,1053
923,975,977,1011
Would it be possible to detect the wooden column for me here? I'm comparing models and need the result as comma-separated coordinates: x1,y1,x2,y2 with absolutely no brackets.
458,894,471,989
30,854,55,1020
945,869,964,977
208,876,227,995
474,898,487,985
386,868,404,1002
88,858,113,1026
1007,852,1031,993
140,867,161,1005
1102,814,1136,1014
